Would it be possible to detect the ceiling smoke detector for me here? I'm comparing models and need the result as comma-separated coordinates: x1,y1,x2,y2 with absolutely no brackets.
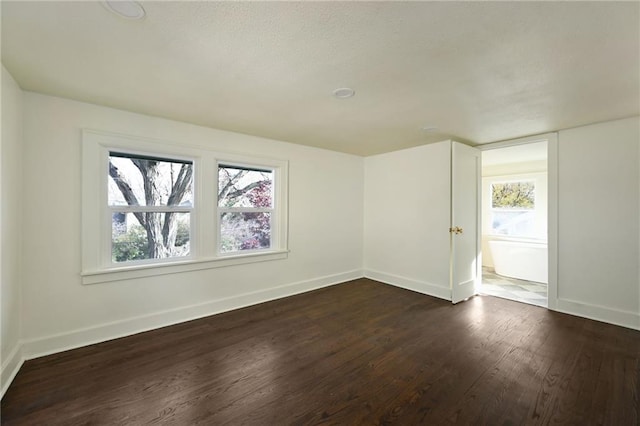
333,88,355,99
102,1,146,20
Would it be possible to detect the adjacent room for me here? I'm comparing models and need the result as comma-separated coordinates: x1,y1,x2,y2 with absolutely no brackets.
1,1,639,424
480,141,549,308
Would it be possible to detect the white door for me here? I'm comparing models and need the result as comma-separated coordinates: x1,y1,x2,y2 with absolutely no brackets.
451,142,481,303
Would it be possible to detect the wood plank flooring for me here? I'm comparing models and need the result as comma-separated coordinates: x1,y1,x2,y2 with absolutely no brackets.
2,278,639,425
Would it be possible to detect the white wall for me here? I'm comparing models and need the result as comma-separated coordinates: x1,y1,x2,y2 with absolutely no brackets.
482,160,547,178
1,66,24,394
557,116,640,329
363,141,451,300
19,92,364,357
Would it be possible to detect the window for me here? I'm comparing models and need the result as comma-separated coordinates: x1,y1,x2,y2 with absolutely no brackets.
108,152,194,263
490,181,536,237
82,130,288,284
218,164,274,254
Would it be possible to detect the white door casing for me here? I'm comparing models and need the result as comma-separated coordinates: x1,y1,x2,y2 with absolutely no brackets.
451,142,481,304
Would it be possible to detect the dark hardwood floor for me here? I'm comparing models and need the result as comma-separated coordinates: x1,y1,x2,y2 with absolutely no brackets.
2,278,639,425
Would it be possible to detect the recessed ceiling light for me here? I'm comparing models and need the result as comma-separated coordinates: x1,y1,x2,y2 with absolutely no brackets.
333,88,355,99
422,126,438,132
102,1,146,20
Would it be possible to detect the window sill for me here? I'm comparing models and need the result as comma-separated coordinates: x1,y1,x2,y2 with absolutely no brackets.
486,235,547,244
81,250,289,285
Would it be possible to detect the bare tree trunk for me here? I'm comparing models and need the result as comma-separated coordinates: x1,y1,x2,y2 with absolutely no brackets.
161,164,193,251
127,160,193,259
131,159,164,258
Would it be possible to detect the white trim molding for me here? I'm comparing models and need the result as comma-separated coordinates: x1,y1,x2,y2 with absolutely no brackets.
1,343,24,398
21,270,363,361
364,269,451,301
82,250,289,285
546,133,559,311
556,298,640,331
476,132,558,151
476,132,559,311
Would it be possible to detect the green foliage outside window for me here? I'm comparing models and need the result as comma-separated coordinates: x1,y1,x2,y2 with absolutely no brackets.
492,182,535,209
112,221,190,263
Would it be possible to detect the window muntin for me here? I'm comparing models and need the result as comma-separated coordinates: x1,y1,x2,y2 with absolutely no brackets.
218,164,274,254
108,152,194,264
490,181,536,238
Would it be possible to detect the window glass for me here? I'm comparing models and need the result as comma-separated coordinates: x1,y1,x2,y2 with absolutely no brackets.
491,181,536,237
108,152,193,263
218,164,274,254
220,212,271,253
491,181,534,208
109,153,193,206
112,212,190,262
218,166,273,208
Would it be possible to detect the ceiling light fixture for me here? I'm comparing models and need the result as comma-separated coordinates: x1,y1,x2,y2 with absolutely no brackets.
333,88,355,99
102,1,146,20
422,126,438,132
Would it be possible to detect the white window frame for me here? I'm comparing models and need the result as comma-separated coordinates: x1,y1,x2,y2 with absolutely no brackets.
107,150,196,266
217,161,276,256
81,130,289,285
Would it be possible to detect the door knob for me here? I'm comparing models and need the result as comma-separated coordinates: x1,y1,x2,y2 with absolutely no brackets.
449,226,463,235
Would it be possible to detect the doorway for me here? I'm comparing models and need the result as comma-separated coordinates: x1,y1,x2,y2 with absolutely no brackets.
479,141,548,307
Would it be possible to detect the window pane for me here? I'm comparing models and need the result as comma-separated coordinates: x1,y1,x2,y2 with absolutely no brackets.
108,153,193,207
218,165,273,208
220,212,271,253
491,210,536,237
491,182,534,208
112,212,190,262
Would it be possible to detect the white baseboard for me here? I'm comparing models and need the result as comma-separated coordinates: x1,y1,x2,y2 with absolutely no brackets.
556,298,639,331
364,269,451,301
1,343,24,399
21,269,364,362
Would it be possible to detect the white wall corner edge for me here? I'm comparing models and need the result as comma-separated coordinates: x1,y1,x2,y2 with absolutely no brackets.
17,269,364,371
1,343,24,399
556,298,640,331
363,269,451,301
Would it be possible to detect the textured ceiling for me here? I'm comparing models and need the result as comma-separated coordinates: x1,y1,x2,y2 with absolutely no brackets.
2,1,639,156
